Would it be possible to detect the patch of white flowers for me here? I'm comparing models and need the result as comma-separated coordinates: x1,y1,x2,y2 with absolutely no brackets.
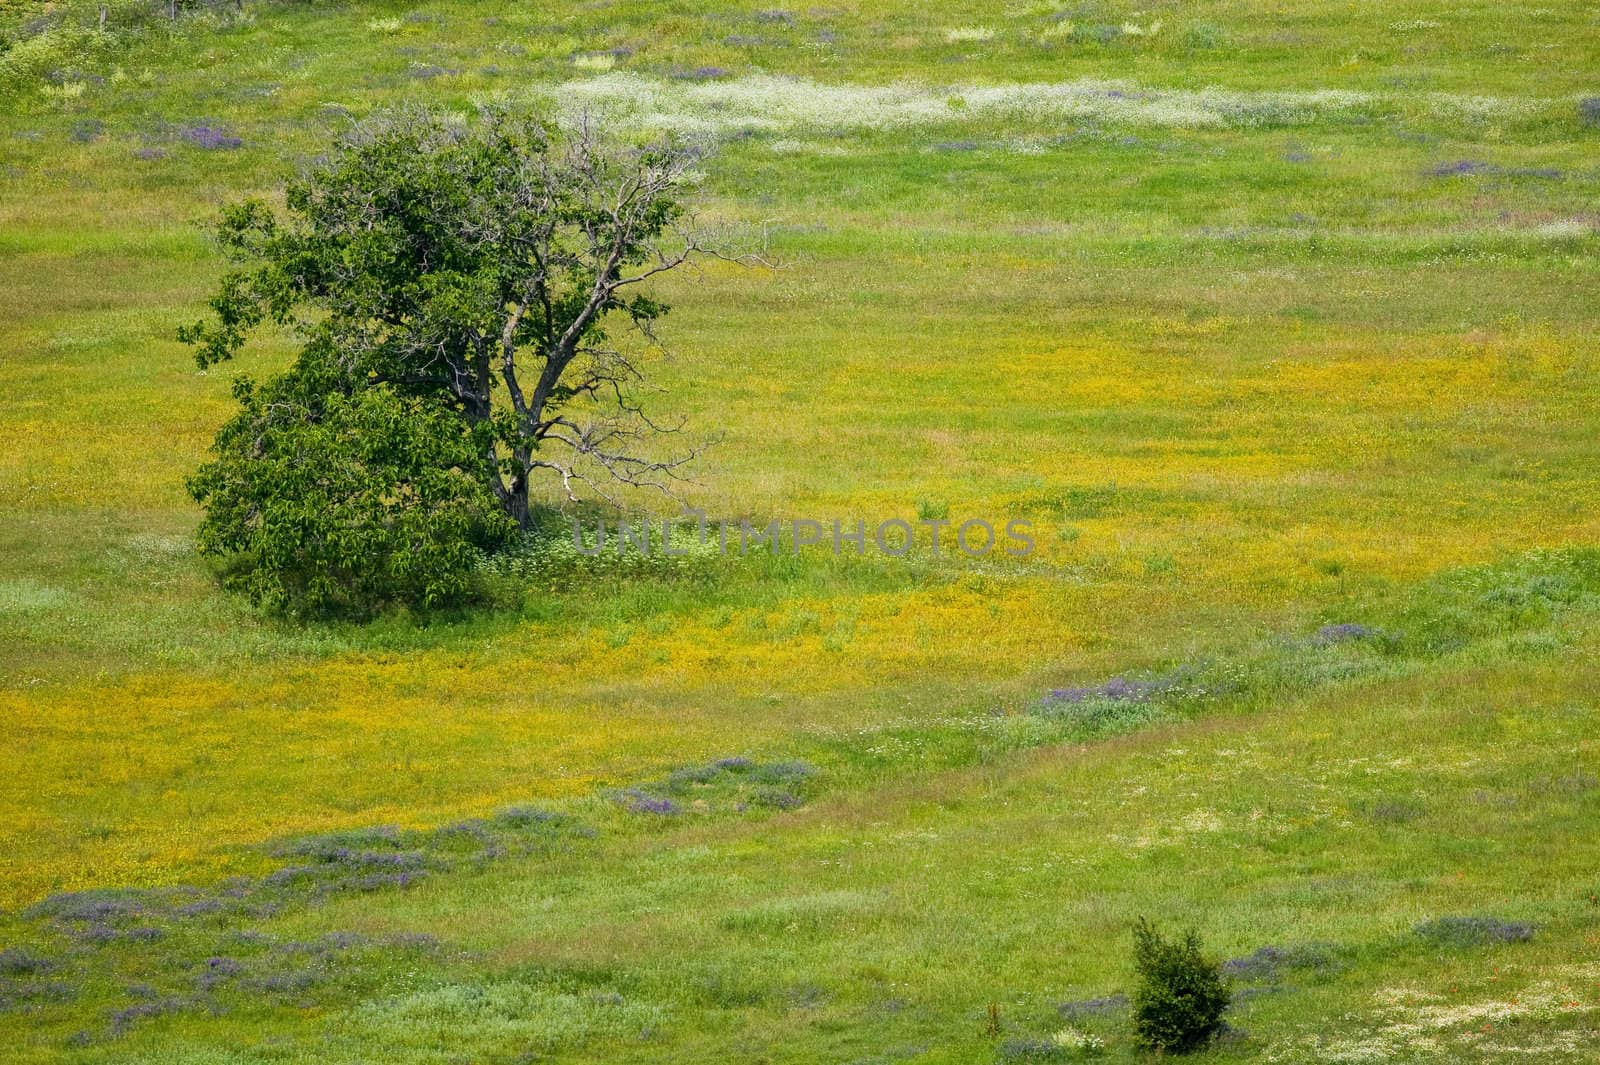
1269,969,1600,1064
1121,20,1163,37
1053,1026,1107,1054
538,74,1541,137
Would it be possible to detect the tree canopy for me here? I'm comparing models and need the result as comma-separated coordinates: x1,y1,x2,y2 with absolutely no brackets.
181,108,714,615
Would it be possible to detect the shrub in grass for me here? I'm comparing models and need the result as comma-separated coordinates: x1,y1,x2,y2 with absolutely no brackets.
1129,918,1231,1054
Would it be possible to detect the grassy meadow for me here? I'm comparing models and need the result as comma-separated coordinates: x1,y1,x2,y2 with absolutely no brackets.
2,0,1598,1060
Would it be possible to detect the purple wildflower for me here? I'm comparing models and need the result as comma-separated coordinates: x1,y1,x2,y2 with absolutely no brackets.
754,789,803,810
181,124,243,151
1312,622,1377,645
195,956,243,991
0,948,52,976
1221,944,1336,980
1047,676,1165,704
618,788,678,815
1058,993,1129,1019
673,66,729,80
109,996,187,1032
1425,161,1560,180
1415,916,1534,946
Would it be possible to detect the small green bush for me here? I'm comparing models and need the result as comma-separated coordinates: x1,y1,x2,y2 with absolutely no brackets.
1129,918,1231,1054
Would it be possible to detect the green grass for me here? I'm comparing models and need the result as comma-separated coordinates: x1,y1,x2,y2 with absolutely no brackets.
1,0,1598,1059
2,549,1598,1061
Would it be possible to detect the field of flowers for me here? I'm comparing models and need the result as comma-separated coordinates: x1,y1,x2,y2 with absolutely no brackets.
1,0,1597,1060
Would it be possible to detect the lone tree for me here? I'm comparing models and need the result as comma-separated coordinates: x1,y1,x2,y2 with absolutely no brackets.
181,108,719,613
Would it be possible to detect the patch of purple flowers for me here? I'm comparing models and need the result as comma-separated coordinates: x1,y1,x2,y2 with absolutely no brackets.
0,975,74,1011
28,888,151,923
0,946,54,978
616,758,814,815
194,956,243,992
181,124,243,151
1222,943,1336,981
1047,675,1168,704
108,995,189,1033
0,948,53,976
673,66,730,81
997,1037,1065,1061
1428,160,1493,176
1415,915,1534,946
754,789,803,810
1312,622,1378,645
1058,993,1128,1019
1425,160,1561,179
618,788,679,815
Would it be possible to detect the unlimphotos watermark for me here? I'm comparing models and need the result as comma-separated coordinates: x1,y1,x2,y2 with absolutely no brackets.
572,512,1036,559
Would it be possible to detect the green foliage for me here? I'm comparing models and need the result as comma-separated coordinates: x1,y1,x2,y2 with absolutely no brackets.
188,345,513,616
1129,918,1231,1054
179,106,698,614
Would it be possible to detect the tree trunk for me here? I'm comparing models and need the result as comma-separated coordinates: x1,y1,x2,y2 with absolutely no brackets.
507,474,531,530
